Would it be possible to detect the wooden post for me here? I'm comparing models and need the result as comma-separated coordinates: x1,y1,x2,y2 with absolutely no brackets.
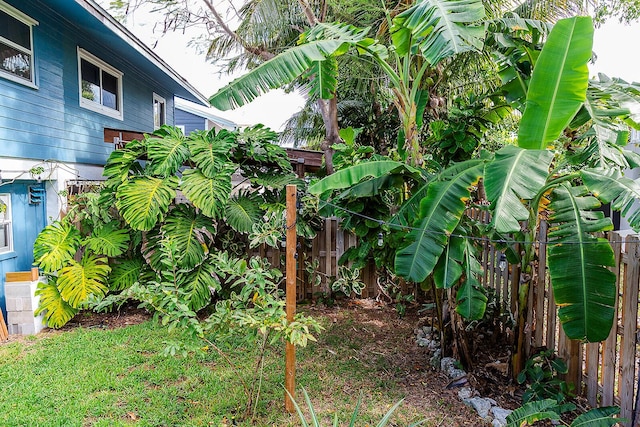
285,185,297,413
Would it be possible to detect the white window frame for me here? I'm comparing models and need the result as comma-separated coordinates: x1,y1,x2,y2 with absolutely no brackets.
0,193,13,254
153,93,166,129
0,1,38,88
77,47,123,120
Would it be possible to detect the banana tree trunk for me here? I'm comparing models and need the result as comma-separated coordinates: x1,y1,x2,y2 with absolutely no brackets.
512,226,536,378
318,97,340,174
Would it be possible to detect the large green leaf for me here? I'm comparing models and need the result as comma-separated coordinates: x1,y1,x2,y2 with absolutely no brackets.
83,221,130,258
505,399,560,427
433,234,464,289
145,126,191,177
180,167,234,219
33,220,82,274
547,184,616,342
581,168,640,231
102,140,145,182
108,258,143,291
484,145,554,233
57,255,111,309
395,161,483,283
225,191,263,234
34,278,78,329
391,0,486,64
455,238,486,320
570,406,620,426
178,258,221,311
308,161,420,195
209,23,370,110
518,16,593,149
304,56,339,100
186,129,237,178
163,204,216,269
116,176,178,231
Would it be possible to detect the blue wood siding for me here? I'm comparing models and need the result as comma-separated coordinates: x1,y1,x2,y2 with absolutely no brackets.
175,108,207,135
0,0,176,166
0,182,47,320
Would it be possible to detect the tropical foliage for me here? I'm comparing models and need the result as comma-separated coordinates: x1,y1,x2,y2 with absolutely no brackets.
309,15,640,376
33,125,315,328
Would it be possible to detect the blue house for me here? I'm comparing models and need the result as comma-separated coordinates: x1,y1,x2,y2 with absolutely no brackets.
175,97,237,135
0,0,209,316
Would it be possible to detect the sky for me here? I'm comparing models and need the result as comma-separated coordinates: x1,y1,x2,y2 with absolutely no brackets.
110,3,640,130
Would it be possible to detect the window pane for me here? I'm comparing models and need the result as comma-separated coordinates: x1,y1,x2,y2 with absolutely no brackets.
0,41,30,79
81,59,100,102
0,11,30,49
154,99,165,128
102,71,118,110
0,222,8,249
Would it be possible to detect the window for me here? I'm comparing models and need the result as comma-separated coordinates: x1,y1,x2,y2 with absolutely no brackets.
78,48,123,119
0,1,38,87
0,194,12,254
153,93,166,129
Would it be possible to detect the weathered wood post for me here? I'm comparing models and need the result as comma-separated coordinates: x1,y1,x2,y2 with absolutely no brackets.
285,184,297,412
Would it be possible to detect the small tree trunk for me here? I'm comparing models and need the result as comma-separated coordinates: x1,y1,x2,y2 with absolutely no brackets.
318,97,340,174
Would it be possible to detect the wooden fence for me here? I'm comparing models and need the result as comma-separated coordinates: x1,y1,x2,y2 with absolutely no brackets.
282,215,640,425
476,223,640,426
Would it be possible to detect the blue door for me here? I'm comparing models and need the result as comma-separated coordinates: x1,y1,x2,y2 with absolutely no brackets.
0,181,47,320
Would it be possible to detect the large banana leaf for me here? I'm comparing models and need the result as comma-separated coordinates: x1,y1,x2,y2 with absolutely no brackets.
33,220,82,274
181,166,234,219
581,168,640,231
308,161,420,195
455,238,487,320
34,278,78,329
209,23,371,110
547,184,616,342
186,129,237,178
505,399,560,427
304,56,339,100
484,145,554,233
163,204,217,269
83,221,130,258
57,255,111,309
391,0,486,64
518,16,593,149
395,162,483,283
116,176,178,231
145,127,191,177
108,258,143,291
433,234,464,289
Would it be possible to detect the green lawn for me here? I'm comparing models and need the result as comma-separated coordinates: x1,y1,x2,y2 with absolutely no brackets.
0,308,465,426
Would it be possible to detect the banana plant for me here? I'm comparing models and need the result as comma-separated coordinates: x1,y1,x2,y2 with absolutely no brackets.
209,0,488,168
310,16,640,377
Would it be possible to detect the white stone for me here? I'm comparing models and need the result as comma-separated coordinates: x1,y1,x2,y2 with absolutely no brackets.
463,397,493,419
491,407,512,427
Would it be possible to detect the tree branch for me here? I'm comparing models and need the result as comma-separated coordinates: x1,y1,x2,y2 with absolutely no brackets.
201,0,274,61
298,0,319,26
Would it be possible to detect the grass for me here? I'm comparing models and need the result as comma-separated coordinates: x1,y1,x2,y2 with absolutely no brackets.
0,309,438,426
